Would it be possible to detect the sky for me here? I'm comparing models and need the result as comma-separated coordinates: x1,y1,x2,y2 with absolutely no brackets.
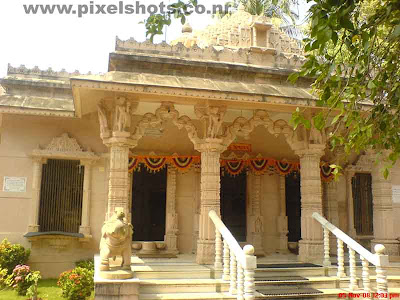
0,0,312,78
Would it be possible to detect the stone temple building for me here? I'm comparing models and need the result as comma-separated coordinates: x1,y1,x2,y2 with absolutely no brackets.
0,5,399,289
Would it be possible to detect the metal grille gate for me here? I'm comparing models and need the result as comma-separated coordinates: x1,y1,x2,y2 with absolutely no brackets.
38,159,84,233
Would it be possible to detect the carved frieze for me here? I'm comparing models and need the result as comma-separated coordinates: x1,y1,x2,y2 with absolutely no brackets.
31,133,99,161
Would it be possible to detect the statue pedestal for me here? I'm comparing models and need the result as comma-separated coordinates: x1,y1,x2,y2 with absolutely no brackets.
95,255,138,300
99,269,134,280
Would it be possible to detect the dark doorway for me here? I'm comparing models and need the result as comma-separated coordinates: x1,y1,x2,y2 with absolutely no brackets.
131,167,167,241
285,173,301,242
352,173,373,236
220,171,247,242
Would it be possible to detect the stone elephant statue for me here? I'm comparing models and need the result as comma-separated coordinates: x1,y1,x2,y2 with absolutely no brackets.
99,208,133,271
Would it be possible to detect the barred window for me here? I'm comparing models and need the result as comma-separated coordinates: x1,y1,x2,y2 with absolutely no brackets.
38,159,84,233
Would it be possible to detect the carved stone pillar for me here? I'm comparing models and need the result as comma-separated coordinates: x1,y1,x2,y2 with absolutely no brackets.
371,159,400,256
28,158,46,232
165,167,179,254
345,169,357,237
249,174,265,256
195,139,226,264
105,138,137,220
98,98,138,220
79,160,93,236
277,176,289,252
324,180,339,254
192,164,201,254
296,146,325,262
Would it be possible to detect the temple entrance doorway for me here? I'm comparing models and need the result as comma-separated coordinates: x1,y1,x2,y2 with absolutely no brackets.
285,173,301,247
220,171,247,242
131,167,167,241
352,173,373,249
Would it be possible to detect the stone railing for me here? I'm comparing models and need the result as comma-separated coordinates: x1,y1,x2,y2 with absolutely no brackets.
313,212,389,293
209,210,257,300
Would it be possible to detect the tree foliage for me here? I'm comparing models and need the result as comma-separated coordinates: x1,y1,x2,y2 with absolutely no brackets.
289,0,400,176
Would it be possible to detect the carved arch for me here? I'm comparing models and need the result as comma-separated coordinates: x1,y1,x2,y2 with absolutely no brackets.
222,110,294,147
131,102,200,145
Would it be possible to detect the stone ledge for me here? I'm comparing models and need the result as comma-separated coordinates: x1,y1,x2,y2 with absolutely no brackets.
24,232,92,249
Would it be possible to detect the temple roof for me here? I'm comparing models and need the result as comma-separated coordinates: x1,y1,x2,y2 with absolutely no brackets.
171,6,303,55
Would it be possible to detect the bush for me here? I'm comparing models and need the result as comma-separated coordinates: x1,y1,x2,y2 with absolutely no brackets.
26,270,41,300
0,268,10,290
0,238,30,275
9,265,41,296
57,267,94,300
75,259,94,272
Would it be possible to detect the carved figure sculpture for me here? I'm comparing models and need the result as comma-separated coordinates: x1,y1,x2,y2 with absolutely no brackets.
116,102,132,132
255,217,263,233
208,107,225,138
97,102,109,135
99,207,133,271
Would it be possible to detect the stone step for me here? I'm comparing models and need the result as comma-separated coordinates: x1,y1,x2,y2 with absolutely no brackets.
140,288,400,300
132,262,214,280
139,279,229,294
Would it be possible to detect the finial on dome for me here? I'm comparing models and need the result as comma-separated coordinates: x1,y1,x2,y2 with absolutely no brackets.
182,22,193,33
238,2,245,11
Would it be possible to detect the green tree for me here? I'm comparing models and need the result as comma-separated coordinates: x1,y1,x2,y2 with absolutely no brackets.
289,0,400,177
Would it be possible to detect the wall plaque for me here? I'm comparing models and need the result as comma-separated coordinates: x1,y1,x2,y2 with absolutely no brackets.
392,185,400,203
3,177,27,193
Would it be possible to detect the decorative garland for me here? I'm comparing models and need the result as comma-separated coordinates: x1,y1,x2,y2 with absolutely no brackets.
128,155,335,182
129,156,200,173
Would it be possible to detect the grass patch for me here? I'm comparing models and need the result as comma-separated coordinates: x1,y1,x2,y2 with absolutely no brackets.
0,279,94,300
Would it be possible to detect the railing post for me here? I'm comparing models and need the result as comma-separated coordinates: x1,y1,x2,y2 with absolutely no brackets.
337,239,345,278
215,230,223,270
323,227,331,266
237,263,244,300
243,245,256,300
349,247,358,291
360,256,370,292
223,240,230,281
229,249,237,294
375,244,388,294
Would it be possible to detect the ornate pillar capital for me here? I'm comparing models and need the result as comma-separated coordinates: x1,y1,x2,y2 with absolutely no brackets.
194,138,228,153
294,145,326,158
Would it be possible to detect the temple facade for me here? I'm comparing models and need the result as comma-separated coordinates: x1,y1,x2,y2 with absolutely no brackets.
1,7,400,278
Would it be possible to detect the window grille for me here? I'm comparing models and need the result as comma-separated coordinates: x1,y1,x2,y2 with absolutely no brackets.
352,173,374,236
38,159,84,233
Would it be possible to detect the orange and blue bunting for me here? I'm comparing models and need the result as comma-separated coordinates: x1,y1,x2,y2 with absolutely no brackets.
249,158,270,175
128,157,140,172
320,162,334,182
142,157,168,173
170,156,200,172
221,160,247,176
128,155,334,182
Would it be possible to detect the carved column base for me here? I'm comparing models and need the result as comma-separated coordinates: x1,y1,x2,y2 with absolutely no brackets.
28,225,40,233
165,233,179,255
371,240,400,256
196,239,215,265
251,233,265,256
79,226,91,236
276,215,289,253
298,240,324,263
